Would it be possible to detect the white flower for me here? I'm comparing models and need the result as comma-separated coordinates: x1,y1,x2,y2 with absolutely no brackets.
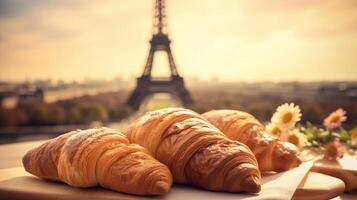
271,103,302,130
281,129,308,149
266,123,285,138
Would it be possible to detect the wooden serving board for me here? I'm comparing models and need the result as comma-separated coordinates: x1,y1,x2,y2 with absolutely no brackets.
310,156,357,192
292,172,345,200
0,167,345,200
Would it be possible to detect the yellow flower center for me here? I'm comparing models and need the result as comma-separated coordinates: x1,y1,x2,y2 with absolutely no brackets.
271,126,282,136
329,114,340,123
282,112,293,124
288,134,300,147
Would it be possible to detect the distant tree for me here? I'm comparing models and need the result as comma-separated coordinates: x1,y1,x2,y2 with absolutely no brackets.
66,106,82,124
110,104,133,120
0,107,29,127
75,103,108,123
29,104,65,125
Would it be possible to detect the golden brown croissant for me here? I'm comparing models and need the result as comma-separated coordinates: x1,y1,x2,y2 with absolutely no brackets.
202,110,302,172
22,127,172,195
123,108,261,193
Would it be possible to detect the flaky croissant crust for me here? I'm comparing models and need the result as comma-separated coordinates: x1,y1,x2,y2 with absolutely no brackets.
202,109,302,172
124,108,261,193
22,127,172,195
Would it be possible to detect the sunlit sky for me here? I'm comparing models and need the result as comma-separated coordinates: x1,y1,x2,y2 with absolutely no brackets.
0,0,357,82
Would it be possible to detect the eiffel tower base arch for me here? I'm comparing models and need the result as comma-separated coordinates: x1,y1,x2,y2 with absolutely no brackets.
127,75,193,110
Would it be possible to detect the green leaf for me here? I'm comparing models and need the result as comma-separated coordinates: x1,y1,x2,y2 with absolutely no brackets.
339,127,350,143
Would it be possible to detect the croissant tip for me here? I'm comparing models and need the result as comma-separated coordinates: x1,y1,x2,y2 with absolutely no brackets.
22,151,31,171
152,180,171,195
241,176,261,193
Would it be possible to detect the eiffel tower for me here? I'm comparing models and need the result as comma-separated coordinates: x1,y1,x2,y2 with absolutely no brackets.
127,0,193,110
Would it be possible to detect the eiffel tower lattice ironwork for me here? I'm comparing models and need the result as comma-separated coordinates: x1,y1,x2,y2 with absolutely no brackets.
127,0,193,110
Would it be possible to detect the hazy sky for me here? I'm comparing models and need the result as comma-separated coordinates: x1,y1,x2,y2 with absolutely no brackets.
0,0,357,82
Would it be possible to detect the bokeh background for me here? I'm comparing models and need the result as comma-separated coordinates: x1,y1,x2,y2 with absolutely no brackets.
0,0,356,143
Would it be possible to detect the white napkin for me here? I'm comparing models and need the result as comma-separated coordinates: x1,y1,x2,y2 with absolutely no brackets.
165,161,313,200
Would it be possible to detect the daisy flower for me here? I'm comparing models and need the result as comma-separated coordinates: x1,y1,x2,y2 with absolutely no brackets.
324,139,344,160
271,103,302,130
266,123,285,138
323,108,347,129
281,129,308,149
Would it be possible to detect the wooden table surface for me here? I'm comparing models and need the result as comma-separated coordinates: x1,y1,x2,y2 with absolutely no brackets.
0,140,355,200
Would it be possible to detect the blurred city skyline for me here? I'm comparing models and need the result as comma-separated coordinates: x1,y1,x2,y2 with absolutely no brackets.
1,0,357,82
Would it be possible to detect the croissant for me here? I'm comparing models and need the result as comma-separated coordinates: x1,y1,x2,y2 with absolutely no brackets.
123,108,261,193
22,127,172,195
202,110,302,172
